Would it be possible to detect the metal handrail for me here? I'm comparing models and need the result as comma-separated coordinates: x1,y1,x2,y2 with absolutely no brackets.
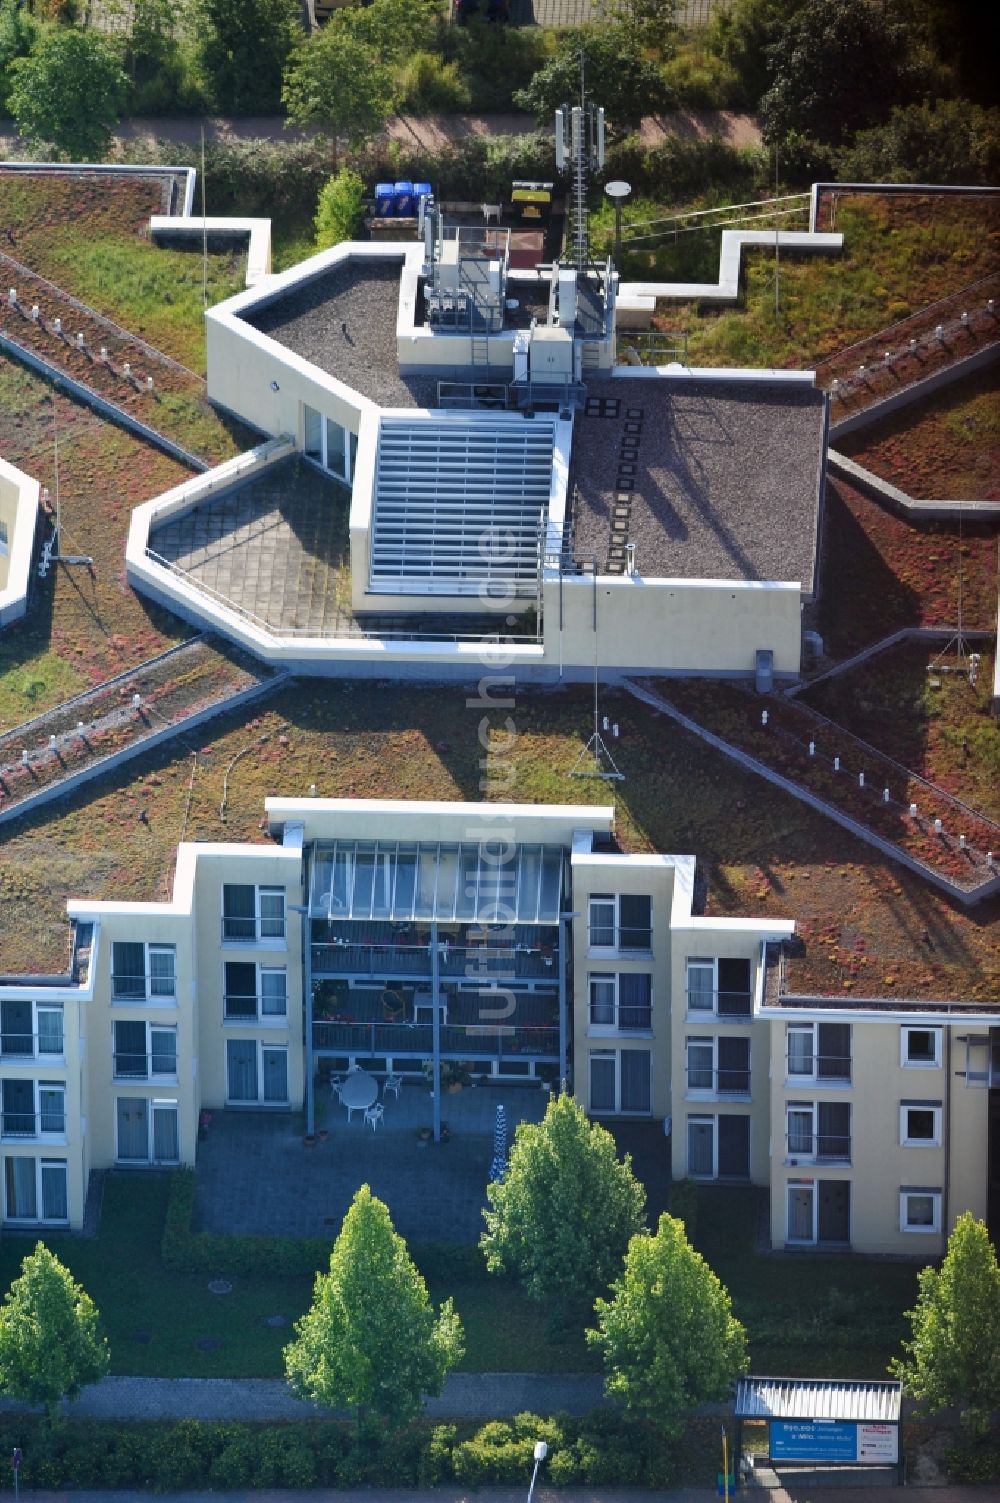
221,918,285,943
1,1110,66,1137
111,974,176,1001
112,1052,177,1079
786,1134,852,1163
786,1053,853,1082
687,1068,752,1095
686,989,753,1018
223,996,286,1021
0,1032,64,1058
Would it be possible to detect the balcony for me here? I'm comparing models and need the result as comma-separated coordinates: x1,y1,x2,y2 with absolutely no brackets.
311,921,560,984
0,1031,64,1062
785,1133,852,1166
685,988,753,1021
786,1053,852,1085
313,983,559,1062
686,1067,752,1099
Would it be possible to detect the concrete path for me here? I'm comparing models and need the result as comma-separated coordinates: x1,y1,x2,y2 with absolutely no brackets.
0,1488,994,1503
0,1372,608,1422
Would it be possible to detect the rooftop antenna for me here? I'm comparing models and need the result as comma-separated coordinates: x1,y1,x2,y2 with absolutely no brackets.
928,516,971,674
554,53,604,271
570,562,624,781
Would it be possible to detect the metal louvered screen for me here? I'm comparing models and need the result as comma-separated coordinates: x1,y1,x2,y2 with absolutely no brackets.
369,415,554,596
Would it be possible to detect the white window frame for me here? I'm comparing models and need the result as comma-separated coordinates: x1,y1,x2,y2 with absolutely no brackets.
303,404,356,484
114,1098,180,1165
111,941,176,1003
786,1021,852,1085
901,1026,942,1068
587,894,652,955
685,1035,750,1098
900,1102,942,1147
786,1180,817,1244
687,1114,717,1179
587,972,652,1034
587,1048,651,1116
0,519,8,557
0,1080,65,1140
112,1021,178,1082
900,1188,941,1234
222,884,286,945
785,1101,851,1164
0,1000,64,1061
225,1040,289,1106
685,957,753,1019
223,961,288,1023
3,1156,68,1223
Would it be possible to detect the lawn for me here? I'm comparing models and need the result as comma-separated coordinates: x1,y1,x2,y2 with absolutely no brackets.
2,679,998,1004
636,191,1000,372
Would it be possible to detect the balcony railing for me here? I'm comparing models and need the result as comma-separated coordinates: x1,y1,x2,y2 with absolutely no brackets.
687,1067,751,1097
111,973,175,1002
686,989,753,1019
313,1018,559,1061
589,1008,652,1032
588,926,652,953
312,931,559,983
1,1109,65,1137
222,917,285,944
787,1053,852,1084
0,1031,64,1060
223,995,286,1022
112,1051,177,1080
786,1133,852,1165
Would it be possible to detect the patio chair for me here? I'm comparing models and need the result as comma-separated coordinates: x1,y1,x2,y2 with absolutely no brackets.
384,1072,403,1099
330,1074,344,1101
364,1102,385,1131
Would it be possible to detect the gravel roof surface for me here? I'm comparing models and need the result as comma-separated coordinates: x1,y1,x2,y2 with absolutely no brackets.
570,377,826,591
244,258,438,409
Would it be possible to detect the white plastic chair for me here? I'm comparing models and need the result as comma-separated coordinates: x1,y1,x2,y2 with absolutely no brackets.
364,1102,385,1131
329,1074,344,1102
384,1073,403,1099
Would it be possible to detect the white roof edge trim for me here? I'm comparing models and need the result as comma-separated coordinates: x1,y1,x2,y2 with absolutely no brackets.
266,797,615,825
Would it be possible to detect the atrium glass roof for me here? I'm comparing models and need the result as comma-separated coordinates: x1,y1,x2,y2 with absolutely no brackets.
309,841,565,924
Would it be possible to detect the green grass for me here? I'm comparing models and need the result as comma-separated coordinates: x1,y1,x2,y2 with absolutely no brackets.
271,214,319,274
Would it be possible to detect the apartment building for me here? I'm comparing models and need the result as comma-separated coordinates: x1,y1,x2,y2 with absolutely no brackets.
0,796,994,1256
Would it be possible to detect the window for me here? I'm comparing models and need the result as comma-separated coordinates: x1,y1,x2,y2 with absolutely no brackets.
222,885,285,944
0,1001,63,1059
226,1040,288,1105
787,1180,851,1245
111,942,175,1002
786,1101,851,1163
688,1116,715,1177
3,1157,67,1222
902,1027,941,1068
113,1021,177,1080
587,894,652,953
224,962,287,1022
686,958,752,1018
786,1022,851,1082
900,1188,941,1234
115,1098,180,1164
686,1036,750,1096
303,405,356,483
0,1081,64,1138
687,1115,750,1178
587,1049,650,1115
901,1102,941,1146
0,519,8,556
588,973,652,1032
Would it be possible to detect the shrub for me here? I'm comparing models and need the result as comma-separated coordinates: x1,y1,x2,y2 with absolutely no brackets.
398,51,471,114
836,99,1000,187
315,168,366,250
661,44,742,109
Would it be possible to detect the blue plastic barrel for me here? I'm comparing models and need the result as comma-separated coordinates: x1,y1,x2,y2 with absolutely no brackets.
374,183,394,217
413,181,433,208
394,180,414,217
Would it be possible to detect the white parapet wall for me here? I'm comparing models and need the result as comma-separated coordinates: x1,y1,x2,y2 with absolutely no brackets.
149,214,273,287
0,455,40,628
619,229,843,304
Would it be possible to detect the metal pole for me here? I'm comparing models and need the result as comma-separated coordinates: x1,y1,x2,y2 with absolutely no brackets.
774,145,780,319
614,200,622,274
201,126,208,311
557,913,569,1087
431,920,441,1142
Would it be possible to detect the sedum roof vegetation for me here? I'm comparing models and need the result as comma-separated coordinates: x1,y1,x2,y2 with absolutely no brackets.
0,175,995,1005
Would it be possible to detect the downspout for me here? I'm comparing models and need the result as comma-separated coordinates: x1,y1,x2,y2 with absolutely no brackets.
943,1026,952,1240
431,920,441,1143
302,854,315,1138
558,913,569,1088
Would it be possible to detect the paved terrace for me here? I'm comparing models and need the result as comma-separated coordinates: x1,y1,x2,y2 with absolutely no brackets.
569,378,826,589
243,258,439,409
195,1085,549,1242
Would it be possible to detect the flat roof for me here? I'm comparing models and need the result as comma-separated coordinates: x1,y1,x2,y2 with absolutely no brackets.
568,377,826,589
735,1377,901,1424
243,258,438,409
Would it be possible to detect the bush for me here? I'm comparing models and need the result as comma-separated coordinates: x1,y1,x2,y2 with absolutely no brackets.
398,51,471,114
315,168,366,250
946,1437,1000,1485
661,44,743,109
836,98,1000,187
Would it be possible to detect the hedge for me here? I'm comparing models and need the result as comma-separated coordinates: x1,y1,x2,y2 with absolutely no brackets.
161,1168,485,1283
0,1412,679,1490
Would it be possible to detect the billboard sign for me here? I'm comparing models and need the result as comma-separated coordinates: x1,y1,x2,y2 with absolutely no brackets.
770,1420,898,1464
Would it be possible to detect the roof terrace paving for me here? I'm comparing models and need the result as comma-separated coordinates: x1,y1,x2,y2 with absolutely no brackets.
568,377,827,588
243,257,439,409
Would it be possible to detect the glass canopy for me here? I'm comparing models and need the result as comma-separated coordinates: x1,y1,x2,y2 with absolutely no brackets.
309,841,565,924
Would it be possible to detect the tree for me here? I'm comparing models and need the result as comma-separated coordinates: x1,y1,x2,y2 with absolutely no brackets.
282,26,397,164
315,168,366,250
513,25,671,128
481,1092,646,1328
284,1185,463,1428
836,98,1000,187
0,0,40,116
760,0,926,146
588,1213,747,1432
7,27,127,159
0,1243,109,1421
891,1212,1000,1437
194,0,303,114
706,0,805,109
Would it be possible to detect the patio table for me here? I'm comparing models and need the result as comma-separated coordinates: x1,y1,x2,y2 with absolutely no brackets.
340,1069,378,1122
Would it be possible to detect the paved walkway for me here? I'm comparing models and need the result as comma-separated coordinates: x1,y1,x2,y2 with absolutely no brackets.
0,1373,609,1422
0,1488,993,1503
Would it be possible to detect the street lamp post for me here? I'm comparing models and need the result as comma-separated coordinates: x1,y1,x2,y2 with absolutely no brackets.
12,1447,21,1503
527,1439,548,1503
604,180,632,274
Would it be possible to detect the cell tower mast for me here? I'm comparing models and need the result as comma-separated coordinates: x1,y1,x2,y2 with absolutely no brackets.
554,57,605,271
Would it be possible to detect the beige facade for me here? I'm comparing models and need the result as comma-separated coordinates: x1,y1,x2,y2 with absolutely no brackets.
1,798,994,1255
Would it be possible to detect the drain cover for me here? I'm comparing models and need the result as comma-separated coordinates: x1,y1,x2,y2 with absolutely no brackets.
208,1279,233,1295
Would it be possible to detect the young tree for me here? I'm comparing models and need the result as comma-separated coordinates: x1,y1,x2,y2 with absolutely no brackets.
284,1185,463,1428
891,1212,1000,1437
194,0,303,114
7,27,128,159
315,168,366,250
588,1213,747,1432
0,1243,109,1422
760,0,926,146
282,27,397,166
481,1092,646,1328
513,25,671,128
